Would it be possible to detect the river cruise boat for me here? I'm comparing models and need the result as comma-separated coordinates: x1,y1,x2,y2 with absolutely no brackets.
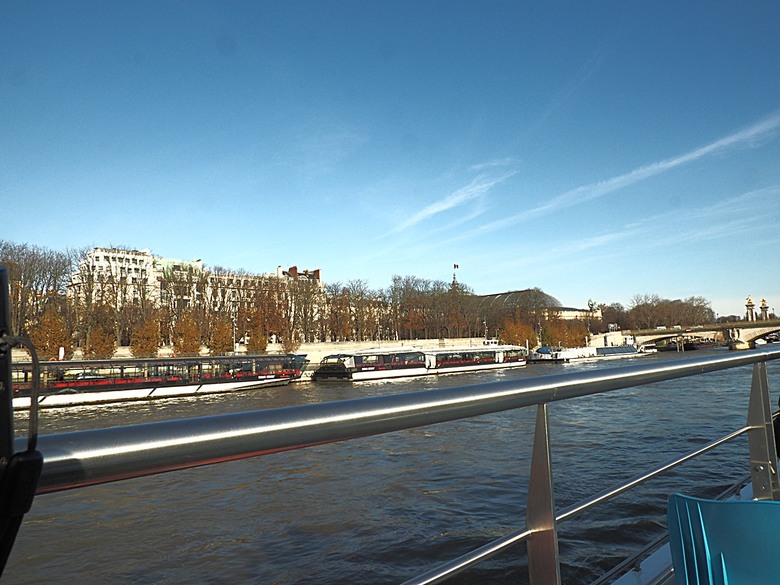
530,344,645,363
311,345,527,382
11,353,309,409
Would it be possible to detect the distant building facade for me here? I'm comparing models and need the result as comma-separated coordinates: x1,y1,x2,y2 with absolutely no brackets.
69,247,322,313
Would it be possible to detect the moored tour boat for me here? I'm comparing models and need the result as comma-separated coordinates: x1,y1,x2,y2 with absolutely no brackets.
530,344,646,363
311,345,527,382
11,353,310,409
530,345,597,363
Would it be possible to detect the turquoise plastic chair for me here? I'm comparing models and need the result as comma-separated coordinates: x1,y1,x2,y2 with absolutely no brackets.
667,493,780,584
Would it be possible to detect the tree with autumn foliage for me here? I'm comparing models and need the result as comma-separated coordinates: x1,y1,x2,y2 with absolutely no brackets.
131,312,161,358
172,310,201,357
499,318,537,348
245,275,285,345
540,315,589,348
245,307,268,354
279,320,302,354
84,328,114,359
84,303,116,359
28,305,72,360
209,314,234,355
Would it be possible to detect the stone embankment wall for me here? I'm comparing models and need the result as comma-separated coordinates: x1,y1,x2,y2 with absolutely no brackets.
11,338,491,367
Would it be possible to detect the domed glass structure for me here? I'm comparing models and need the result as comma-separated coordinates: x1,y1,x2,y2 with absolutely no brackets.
473,288,561,312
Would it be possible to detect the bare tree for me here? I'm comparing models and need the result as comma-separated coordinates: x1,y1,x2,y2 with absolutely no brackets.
324,282,351,341
628,294,663,329
69,247,98,350
0,240,72,335
599,303,627,331
627,294,713,329
289,277,323,343
345,279,371,341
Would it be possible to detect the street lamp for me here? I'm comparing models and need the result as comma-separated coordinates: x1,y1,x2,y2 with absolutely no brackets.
232,313,237,354
231,296,237,355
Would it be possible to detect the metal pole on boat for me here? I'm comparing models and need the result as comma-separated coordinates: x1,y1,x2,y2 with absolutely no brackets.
0,265,44,577
0,266,15,573
0,266,14,461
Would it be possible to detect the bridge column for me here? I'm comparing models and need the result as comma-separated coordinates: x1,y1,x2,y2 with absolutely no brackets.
726,328,748,350
588,331,627,347
746,296,756,322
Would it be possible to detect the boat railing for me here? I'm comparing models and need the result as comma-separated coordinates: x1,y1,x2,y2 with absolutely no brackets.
11,348,780,584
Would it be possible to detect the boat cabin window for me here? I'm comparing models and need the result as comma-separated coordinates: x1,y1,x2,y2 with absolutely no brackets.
503,349,525,362
392,352,425,365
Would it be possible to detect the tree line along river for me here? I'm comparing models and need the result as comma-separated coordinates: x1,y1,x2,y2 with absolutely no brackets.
5,348,775,585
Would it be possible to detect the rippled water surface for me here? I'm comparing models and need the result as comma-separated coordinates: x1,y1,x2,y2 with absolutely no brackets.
5,349,779,584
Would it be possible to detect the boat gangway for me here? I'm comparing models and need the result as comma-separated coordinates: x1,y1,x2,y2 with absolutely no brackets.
2,336,779,582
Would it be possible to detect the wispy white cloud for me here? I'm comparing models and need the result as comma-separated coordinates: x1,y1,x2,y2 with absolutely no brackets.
469,158,518,172
390,170,517,233
528,45,607,135
473,184,780,277
479,111,780,232
293,126,367,177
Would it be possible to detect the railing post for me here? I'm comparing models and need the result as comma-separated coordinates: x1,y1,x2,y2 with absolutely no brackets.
0,267,14,461
526,403,560,584
747,362,780,500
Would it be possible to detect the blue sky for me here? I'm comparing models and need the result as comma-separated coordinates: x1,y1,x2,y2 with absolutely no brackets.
2,1,779,318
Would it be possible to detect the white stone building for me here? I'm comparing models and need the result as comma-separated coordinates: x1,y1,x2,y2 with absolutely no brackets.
69,247,322,313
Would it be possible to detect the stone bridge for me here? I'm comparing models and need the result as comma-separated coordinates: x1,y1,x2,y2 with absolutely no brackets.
591,321,780,350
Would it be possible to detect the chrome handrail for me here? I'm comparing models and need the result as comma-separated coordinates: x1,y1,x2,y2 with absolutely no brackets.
26,348,780,584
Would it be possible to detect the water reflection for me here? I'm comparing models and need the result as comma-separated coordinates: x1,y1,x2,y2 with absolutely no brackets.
6,351,776,584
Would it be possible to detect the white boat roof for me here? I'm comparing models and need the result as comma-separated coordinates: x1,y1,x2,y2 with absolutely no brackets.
326,345,526,358
425,345,526,354
349,346,426,356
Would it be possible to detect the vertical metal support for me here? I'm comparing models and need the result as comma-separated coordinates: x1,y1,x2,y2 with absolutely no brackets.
747,362,780,500
526,403,561,584
0,267,14,462
0,266,43,578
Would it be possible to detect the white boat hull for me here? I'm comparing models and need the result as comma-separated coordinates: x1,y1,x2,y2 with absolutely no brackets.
14,378,287,410
429,361,527,375
350,366,430,381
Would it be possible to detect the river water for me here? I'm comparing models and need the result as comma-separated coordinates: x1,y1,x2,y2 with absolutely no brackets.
5,349,778,584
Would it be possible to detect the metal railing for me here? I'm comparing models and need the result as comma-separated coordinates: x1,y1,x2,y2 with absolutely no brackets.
24,348,780,584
